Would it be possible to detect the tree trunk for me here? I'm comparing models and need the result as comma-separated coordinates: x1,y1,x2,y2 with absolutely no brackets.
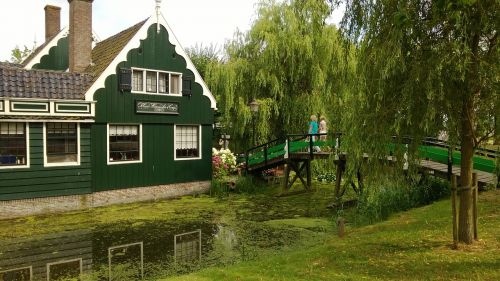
458,98,475,244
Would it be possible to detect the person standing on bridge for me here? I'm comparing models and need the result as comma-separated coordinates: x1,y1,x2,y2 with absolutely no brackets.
308,115,321,152
319,115,327,141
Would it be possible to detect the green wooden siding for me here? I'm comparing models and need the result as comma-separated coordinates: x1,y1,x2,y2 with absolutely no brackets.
0,123,92,201
32,37,69,71
91,24,214,191
92,124,212,191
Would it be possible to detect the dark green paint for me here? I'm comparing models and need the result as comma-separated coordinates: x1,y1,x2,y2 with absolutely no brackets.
91,24,214,191
0,123,92,201
11,102,49,112
32,37,69,71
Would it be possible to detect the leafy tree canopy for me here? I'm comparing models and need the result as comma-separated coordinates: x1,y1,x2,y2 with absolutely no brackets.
340,0,499,244
10,45,35,64
206,0,347,151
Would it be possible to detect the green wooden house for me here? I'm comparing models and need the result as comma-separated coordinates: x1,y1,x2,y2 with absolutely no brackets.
0,0,216,203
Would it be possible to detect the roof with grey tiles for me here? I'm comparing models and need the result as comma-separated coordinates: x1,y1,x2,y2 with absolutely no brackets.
86,19,147,83
0,64,92,100
5,19,146,100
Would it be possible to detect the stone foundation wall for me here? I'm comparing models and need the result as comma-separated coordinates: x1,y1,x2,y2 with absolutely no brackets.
0,181,210,220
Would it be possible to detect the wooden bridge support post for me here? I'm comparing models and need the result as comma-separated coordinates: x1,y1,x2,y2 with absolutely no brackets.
451,175,458,249
306,159,312,189
334,155,346,202
283,162,290,191
472,172,478,241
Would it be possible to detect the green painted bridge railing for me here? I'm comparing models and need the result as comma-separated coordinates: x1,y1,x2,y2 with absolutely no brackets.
245,133,336,168
246,134,498,175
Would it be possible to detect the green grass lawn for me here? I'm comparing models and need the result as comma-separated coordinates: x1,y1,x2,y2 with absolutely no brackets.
1,183,497,281
161,190,500,281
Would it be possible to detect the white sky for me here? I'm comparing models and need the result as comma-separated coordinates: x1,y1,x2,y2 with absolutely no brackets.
0,0,344,62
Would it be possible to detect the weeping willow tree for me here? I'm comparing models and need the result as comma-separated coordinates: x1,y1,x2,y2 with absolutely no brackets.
205,0,347,151
341,0,499,244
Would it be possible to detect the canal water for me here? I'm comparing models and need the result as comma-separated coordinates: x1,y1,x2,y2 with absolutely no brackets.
0,188,335,280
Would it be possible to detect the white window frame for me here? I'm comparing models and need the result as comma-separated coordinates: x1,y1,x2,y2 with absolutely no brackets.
0,266,32,281
0,122,30,170
131,67,183,96
108,242,144,281
43,122,80,167
46,258,82,281
174,229,202,263
107,124,143,165
174,125,202,161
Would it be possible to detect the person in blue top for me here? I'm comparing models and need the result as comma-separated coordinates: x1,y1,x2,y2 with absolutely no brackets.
308,115,321,152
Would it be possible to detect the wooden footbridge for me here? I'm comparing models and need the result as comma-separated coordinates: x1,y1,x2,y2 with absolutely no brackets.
245,133,498,192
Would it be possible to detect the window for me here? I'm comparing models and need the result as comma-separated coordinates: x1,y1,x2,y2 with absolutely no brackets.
175,125,200,159
0,266,32,281
132,70,143,91
171,74,180,95
109,125,140,163
0,122,27,167
174,230,201,263
146,71,157,93
131,68,181,95
47,259,82,281
159,72,169,93
46,123,78,164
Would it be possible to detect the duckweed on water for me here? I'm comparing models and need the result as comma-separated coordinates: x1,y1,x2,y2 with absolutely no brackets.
0,184,338,280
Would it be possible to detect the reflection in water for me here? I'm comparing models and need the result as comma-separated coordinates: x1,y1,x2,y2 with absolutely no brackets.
0,266,31,281
0,217,306,280
174,230,201,263
47,259,82,281
0,222,215,281
108,242,143,281
0,229,92,280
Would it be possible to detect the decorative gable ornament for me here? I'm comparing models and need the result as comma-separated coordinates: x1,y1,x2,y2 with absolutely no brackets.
83,10,217,109
155,0,162,33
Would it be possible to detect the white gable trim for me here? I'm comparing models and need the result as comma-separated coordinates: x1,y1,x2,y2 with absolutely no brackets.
24,27,69,69
24,28,101,70
84,13,217,109
160,13,217,109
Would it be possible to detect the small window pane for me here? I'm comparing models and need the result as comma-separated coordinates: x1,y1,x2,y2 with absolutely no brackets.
132,70,143,91
171,74,180,94
176,126,199,158
159,72,169,93
146,71,157,93
109,125,140,162
0,122,27,166
46,123,78,163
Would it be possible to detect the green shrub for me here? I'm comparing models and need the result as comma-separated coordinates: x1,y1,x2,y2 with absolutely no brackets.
235,176,264,194
317,172,336,183
210,179,229,198
355,177,449,225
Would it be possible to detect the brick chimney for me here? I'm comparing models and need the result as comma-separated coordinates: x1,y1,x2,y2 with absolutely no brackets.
44,5,61,41
68,0,93,72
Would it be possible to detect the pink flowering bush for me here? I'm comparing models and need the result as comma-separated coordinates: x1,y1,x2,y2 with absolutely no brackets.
212,148,237,179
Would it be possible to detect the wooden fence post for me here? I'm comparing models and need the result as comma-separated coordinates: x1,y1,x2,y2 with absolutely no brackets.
451,174,458,248
447,145,453,181
337,217,345,238
472,172,478,241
